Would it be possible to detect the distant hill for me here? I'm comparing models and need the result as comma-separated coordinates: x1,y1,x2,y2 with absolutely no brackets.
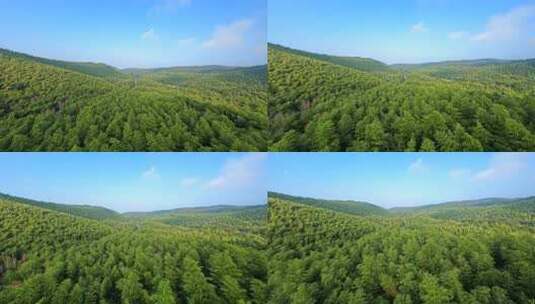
269,43,389,72
391,59,512,69
124,65,267,88
268,192,387,216
123,204,267,232
0,192,119,220
0,48,124,78
390,196,535,213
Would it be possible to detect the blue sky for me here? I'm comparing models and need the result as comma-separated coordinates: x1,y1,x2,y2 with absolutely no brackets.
0,153,267,212
0,0,266,68
268,153,535,208
269,0,535,63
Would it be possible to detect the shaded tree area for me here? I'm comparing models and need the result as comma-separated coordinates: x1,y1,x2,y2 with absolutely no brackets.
268,45,535,152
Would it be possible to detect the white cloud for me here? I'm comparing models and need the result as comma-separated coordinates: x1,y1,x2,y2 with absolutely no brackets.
449,168,471,179
207,153,266,189
141,28,158,41
180,177,199,188
472,5,535,42
203,19,253,49
448,31,469,40
411,22,429,33
142,166,160,180
408,158,429,174
473,153,527,182
177,37,196,46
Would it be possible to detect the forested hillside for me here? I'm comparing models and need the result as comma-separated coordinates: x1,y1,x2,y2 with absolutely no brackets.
268,44,535,152
391,196,535,227
0,48,267,151
0,196,268,304
0,193,119,220
268,192,387,216
267,195,535,304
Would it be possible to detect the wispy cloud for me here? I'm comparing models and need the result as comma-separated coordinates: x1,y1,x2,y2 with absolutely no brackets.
410,21,429,33
141,28,158,41
408,158,429,174
177,37,196,46
448,31,469,40
449,168,471,179
207,153,266,189
180,177,199,188
472,5,535,42
142,166,160,180
473,153,527,181
203,19,254,49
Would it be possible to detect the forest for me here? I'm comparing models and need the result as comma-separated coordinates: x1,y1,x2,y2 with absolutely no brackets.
267,193,535,304
0,48,267,152
268,44,535,152
0,194,268,304
2,190,534,303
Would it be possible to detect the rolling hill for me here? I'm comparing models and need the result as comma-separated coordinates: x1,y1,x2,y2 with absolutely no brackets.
268,44,535,152
123,204,267,233
268,192,387,216
269,192,535,227
0,48,267,152
0,192,119,220
0,48,124,79
269,44,389,72
267,195,535,303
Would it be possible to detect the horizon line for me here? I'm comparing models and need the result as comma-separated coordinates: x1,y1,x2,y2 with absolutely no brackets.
268,42,535,66
0,46,268,70
0,191,266,214
268,191,535,210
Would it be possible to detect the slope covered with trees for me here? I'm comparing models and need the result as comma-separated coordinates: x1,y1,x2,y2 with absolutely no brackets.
267,195,535,304
268,44,535,152
268,192,387,216
0,195,268,304
0,193,119,220
0,48,267,151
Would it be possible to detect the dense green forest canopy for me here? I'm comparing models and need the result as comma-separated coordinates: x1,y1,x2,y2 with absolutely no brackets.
267,194,535,304
0,48,267,152
0,195,268,304
268,44,535,152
